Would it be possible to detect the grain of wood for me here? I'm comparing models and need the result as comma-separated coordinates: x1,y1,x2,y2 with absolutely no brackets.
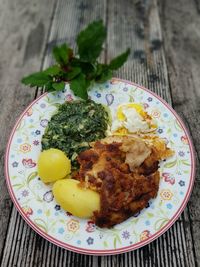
0,0,55,263
1,0,198,266
159,0,200,264
159,0,200,160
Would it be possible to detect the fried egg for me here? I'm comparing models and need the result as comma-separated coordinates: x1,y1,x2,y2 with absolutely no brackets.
110,103,156,134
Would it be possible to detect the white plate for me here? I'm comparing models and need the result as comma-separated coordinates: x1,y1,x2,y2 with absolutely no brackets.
5,78,195,255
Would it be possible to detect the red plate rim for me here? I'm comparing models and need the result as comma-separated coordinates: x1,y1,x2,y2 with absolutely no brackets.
4,78,196,255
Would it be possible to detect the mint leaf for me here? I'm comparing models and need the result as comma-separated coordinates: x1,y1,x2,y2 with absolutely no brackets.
95,65,112,83
21,72,52,87
53,44,72,66
95,63,103,76
67,67,81,80
44,65,61,76
70,73,89,100
45,81,54,91
72,60,96,79
77,20,106,62
52,82,65,91
109,48,130,70
21,21,130,100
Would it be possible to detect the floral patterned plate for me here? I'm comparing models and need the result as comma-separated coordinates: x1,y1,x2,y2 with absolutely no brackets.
5,78,195,255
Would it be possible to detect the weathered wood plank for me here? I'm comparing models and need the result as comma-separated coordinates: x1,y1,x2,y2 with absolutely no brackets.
0,0,55,263
1,0,198,266
159,0,200,164
159,0,200,264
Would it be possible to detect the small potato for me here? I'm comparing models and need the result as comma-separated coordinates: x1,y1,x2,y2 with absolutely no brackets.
53,179,100,218
38,148,71,183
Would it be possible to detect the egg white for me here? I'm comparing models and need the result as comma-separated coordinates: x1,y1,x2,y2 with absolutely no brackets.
110,105,155,134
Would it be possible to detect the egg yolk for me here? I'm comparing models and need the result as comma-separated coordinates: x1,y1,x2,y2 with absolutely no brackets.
117,103,146,121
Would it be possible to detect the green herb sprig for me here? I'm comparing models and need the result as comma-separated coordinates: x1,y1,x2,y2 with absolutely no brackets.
21,20,130,100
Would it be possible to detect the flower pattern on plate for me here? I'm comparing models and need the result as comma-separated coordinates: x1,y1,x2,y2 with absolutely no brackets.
22,158,36,168
22,206,33,216
67,219,80,233
162,173,175,185
86,221,96,233
160,189,173,200
140,230,151,241
20,143,31,153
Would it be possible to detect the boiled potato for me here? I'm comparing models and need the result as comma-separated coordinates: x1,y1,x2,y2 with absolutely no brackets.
53,179,100,218
38,148,71,183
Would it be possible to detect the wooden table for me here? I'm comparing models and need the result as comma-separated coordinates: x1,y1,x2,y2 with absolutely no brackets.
1,0,200,266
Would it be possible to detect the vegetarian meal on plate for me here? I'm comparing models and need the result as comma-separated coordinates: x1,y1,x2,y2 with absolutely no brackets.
36,99,173,228
20,20,174,228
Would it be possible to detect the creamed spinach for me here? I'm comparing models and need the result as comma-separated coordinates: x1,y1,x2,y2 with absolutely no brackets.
41,100,109,168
